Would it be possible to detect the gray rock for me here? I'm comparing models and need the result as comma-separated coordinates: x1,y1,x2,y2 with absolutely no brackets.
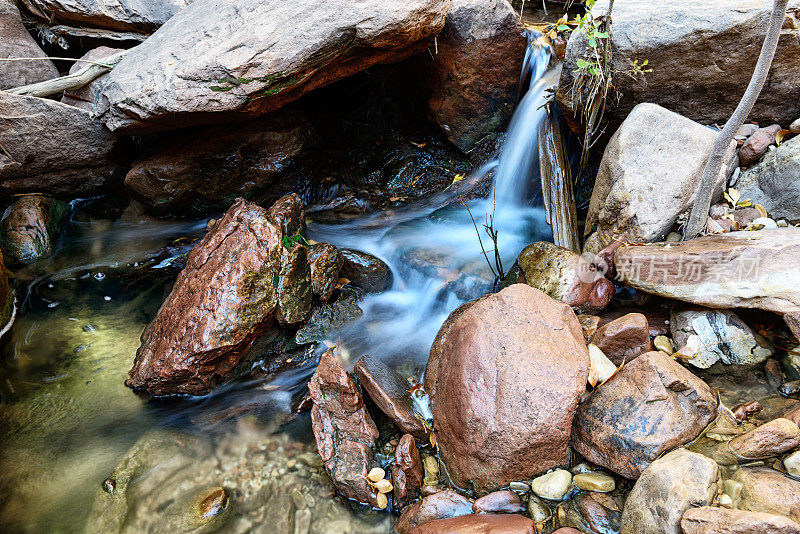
293,293,363,345
21,0,193,33
0,0,58,89
738,134,800,222
584,103,736,254
61,46,124,110
620,449,719,534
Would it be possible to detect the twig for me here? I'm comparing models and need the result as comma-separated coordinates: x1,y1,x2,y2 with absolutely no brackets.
0,57,116,67
460,196,498,279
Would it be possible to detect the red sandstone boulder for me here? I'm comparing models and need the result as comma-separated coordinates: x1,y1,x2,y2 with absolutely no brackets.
590,312,651,365
409,514,536,534
394,434,424,502
308,243,343,303
395,490,474,534
739,124,781,167
681,506,800,534
425,284,589,492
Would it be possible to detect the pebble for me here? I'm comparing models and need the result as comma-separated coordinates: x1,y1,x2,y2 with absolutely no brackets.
297,452,323,469
198,487,229,520
718,493,734,508
291,488,306,509
531,469,572,500
723,479,743,502
654,335,674,355
791,118,800,134
509,481,531,492
422,456,439,486
286,459,297,469
666,232,682,242
588,344,617,385
527,494,551,523
752,217,777,229
784,450,800,476
573,472,615,492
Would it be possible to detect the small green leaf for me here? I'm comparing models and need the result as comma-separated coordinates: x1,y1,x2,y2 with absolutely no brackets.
588,37,597,47
557,24,570,31
576,58,592,68
595,31,609,38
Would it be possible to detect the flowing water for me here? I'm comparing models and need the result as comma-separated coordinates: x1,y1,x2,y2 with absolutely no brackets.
0,40,559,533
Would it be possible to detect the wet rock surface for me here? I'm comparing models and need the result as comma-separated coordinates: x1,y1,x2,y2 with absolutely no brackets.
0,0,58,89
426,284,589,492
732,467,800,519
573,351,718,479
293,292,363,345
308,243,344,303
394,490,474,534
590,312,651,366
0,251,13,332
681,506,800,534
340,249,393,294
409,513,536,533
472,490,524,514
738,134,800,222
0,194,69,265
393,434,423,502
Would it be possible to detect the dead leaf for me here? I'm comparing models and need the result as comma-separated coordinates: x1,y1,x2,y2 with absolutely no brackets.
452,173,465,184
776,129,792,145
754,203,768,218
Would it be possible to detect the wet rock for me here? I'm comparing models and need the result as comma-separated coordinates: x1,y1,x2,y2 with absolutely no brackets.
472,490,524,514
61,47,123,111
620,449,719,534
517,241,614,314
394,434,423,501
531,469,572,501
309,349,380,507
733,400,763,423
671,307,773,370
95,0,450,132
569,493,620,534
409,513,535,533
0,92,122,198
424,0,526,153
556,0,800,127
681,506,800,534
738,134,800,222
725,418,800,463
21,0,191,32
732,467,800,519
426,284,589,492
340,249,393,293
354,355,429,439
614,229,800,314
125,111,313,217
792,118,800,135
394,490,473,534
275,243,312,325
307,243,343,302
0,0,58,89
126,198,286,396
0,195,69,264
785,450,800,475
600,305,671,337
590,312,651,366
577,314,602,341
583,103,736,254
573,472,615,492
293,292,362,345
573,351,719,479
0,252,13,334
739,125,781,166
553,529,581,534
422,455,439,486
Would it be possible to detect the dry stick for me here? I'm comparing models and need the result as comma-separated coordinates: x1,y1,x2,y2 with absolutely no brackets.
684,0,789,240
0,56,116,67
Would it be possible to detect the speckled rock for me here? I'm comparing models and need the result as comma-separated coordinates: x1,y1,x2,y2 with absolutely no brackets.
0,194,69,264
340,249,393,293
590,312,651,365
409,513,535,534
0,0,58,89
394,434,423,502
307,243,344,302
394,490,473,534
733,467,800,519
681,506,800,534
472,490,524,514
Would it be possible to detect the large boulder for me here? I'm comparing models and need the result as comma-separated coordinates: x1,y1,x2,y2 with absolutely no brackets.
583,103,736,254
21,0,193,33
620,449,719,534
732,467,800,519
95,0,450,132
614,228,800,314
424,0,526,153
425,284,589,493
126,197,312,396
0,0,58,89
0,194,69,264
681,506,800,534
556,0,800,127
738,134,800,222
572,351,718,479
0,92,121,199
124,111,313,217
409,514,536,534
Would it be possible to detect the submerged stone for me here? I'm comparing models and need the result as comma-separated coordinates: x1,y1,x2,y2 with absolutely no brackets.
0,195,69,264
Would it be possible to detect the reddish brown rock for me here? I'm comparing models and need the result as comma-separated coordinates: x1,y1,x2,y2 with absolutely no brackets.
309,349,380,507
577,314,602,341
517,242,614,315
0,194,69,264
424,0,526,153
307,243,343,302
425,284,589,492
0,0,58,89
739,125,781,167
409,514,536,534
733,467,800,520
614,229,800,314
394,434,424,501
61,47,123,111
274,242,312,325
472,491,524,514
785,405,800,426
681,506,800,534
785,312,800,341
267,191,305,238
553,530,581,534
340,249,393,293
590,312,651,365
569,493,620,534
732,401,763,423
728,418,800,461
573,351,718,479
354,355,428,439
600,306,671,337
126,198,286,396
394,490,474,534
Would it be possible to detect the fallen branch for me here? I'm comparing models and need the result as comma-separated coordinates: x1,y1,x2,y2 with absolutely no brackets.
684,0,789,240
4,49,129,98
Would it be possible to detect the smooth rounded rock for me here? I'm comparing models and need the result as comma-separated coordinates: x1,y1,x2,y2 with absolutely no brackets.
791,118,800,134
531,469,572,501
472,490,524,514
573,472,615,492
784,450,800,476
409,513,535,534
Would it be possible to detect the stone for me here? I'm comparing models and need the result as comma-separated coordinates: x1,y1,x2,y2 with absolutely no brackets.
792,118,800,134
423,455,439,486
738,134,800,222
531,469,572,501
95,0,449,132
590,312,651,366
733,467,800,520
553,530,581,534
307,243,343,303
0,251,13,335
527,495,549,525
620,449,719,534
472,490,524,514
653,335,674,355
587,344,617,386
274,242,312,325
354,355,429,439
409,514,535,533
670,307,773,370
556,0,800,128
293,292,363,345
785,450,800,476
569,493,620,534
126,198,289,396
0,92,121,198
682,506,800,534
394,434,423,501
583,103,737,254
573,472,615,493
424,0,526,153
614,229,800,314
268,192,305,237
728,418,800,461
309,349,380,507
21,0,192,32
124,111,313,217
394,490,473,534
0,194,69,264
517,241,614,314
425,284,589,492
0,0,58,89
739,125,782,166
61,47,123,110
600,305,672,337
340,249,393,293
573,351,719,479
577,314,602,341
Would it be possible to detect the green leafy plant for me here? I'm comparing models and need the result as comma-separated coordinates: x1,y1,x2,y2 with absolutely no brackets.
281,234,310,248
